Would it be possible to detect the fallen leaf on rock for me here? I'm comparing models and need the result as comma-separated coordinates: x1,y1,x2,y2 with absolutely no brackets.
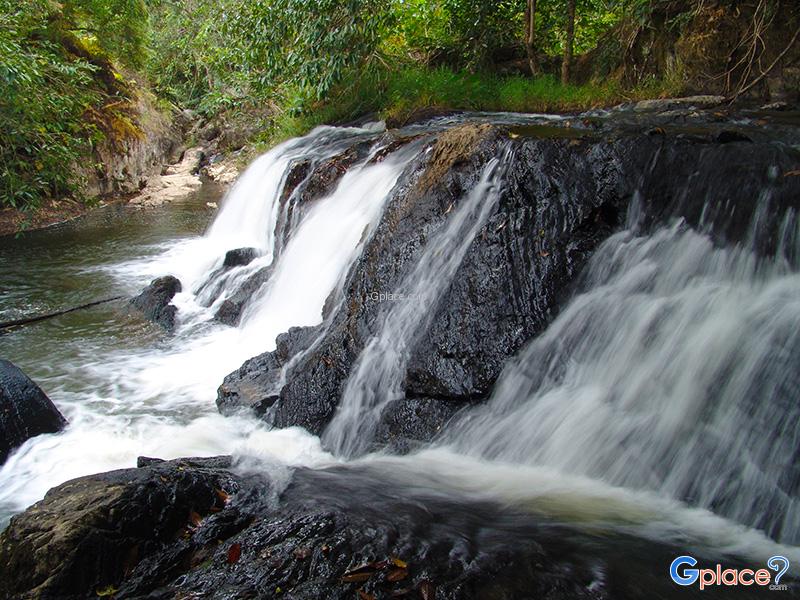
293,547,311,560
389,557,408,569
188,510,202,528
419,580,436,600
96,585,118,597
341,572,373,584
387,568,408,582
214,488,230,505
227,542,242,564
344,562,377,575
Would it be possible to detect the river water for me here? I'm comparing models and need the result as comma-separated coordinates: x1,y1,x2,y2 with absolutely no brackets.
1,120,798,586
0,181,327,525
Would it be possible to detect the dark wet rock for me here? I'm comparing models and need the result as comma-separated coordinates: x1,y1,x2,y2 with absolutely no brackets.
218,121,800,450
0,359,66,465
714,130,753,144
632,95,725,112
298,143,370,203
129,275,182,332
373,396,465,453
761,101,792,111
223,247,259,269
0,459,761,599
217,324,322,415
213,265,273,327
225,124,506,435
0,456,237,600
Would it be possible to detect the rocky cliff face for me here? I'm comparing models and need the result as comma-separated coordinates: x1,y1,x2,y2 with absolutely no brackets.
82,99,182,199
218,113,800,453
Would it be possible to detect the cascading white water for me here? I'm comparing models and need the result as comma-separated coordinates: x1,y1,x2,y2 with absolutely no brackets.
0,123,410,522
103,125,416,401
437,211,800,544
323,151,510,456
2,117,799,569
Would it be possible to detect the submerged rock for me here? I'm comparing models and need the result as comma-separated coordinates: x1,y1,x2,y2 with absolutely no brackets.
129,275,182,332
0,359,66,465
632,95,725,112
213,265,273,327
192,248,263,313
222,247,258,268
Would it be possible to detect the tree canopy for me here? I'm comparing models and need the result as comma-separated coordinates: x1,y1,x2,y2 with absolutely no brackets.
2,0,796,210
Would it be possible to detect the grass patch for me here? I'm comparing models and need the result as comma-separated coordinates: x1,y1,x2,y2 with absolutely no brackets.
249,65,676,150
383,67,621,117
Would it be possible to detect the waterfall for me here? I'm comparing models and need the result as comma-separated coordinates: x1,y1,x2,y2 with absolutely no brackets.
4,117,800,565
323,150,510,457
0,123,411,522
438,210,800,544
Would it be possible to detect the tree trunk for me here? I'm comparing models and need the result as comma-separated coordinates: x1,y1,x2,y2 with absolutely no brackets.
561,0,576,84
525,0,538,76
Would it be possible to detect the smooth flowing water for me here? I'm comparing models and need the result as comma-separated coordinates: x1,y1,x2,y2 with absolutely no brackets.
325,151,510,456
1,119,798,572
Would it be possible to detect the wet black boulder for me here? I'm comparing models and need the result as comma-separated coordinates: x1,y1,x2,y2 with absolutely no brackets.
0,359,66,465
0,456,238,599
0,456,766,600
129,275,182,332
222,247,258,268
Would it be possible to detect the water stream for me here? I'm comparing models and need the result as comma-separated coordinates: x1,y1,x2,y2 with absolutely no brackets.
1,118,798,572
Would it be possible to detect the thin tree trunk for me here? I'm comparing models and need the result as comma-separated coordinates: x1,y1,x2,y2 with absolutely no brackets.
525,0,538,76
561,0,576,84
0,296,124,332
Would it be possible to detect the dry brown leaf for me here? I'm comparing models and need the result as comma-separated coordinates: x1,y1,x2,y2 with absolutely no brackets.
188,510,202,528
389,557,408,569
341,572,372,584
214,488,230,505
357,590,376,600
227,542,242,565
293,547,311,560
419,580,436,600
387,568,408,582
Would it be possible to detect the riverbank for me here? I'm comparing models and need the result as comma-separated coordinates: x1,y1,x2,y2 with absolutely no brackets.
0,145,218,238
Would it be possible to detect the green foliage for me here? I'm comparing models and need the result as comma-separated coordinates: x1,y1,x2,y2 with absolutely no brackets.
145,0,238,112
0,0,100,209
226,0,393,101
393,0,524,69
252,65,622,151
0,0,703,213
381,66,619,116
63,0,149,68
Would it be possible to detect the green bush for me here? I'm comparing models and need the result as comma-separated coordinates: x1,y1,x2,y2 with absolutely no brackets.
0,1,100,209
